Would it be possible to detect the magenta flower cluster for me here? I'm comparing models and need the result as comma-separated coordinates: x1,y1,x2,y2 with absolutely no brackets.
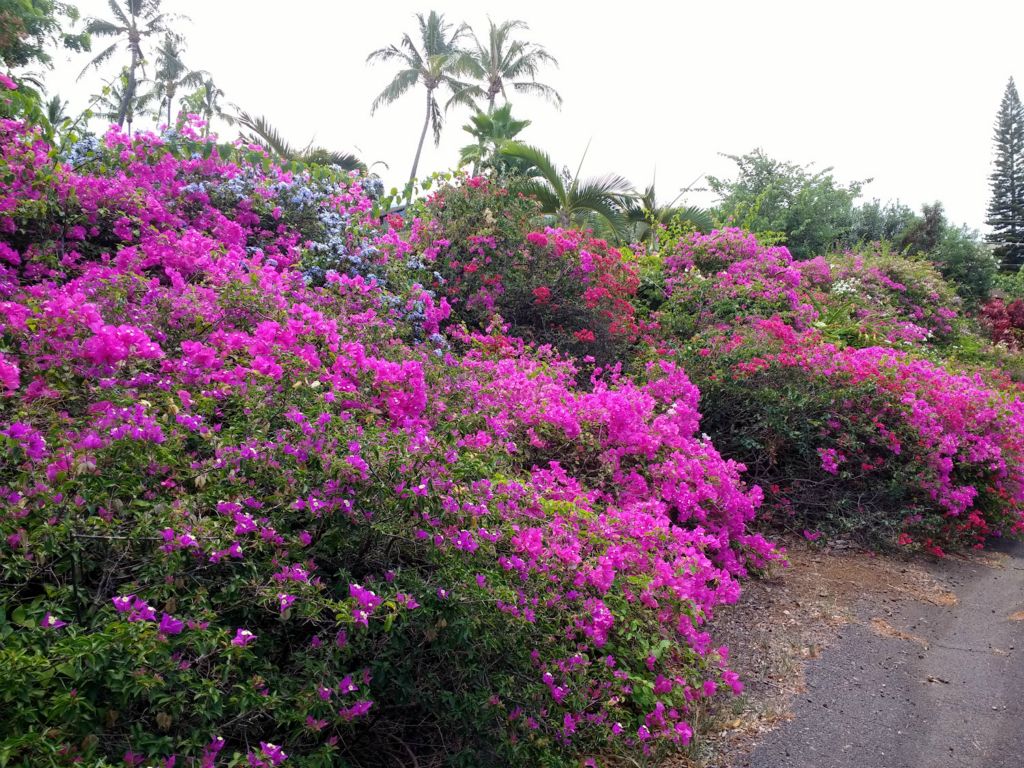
663,230,1024,550
0,119,780,766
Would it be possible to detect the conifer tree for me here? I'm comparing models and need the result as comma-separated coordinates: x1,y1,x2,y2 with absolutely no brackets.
986,78,1024,270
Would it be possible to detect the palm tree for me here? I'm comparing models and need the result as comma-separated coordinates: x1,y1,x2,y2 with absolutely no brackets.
453,19,561,113
367,11,470,183
80,0,171,128
235,110,366,173
625,181,713,251
45,95,70,126
458,103,530,175
178,77,232,137
92,68,156,134
148,33,206,127
500,141,635,240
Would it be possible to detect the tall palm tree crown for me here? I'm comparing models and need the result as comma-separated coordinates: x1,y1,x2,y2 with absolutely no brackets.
80,0,171,128
149,33,206,127
367,11,470,184
455,19,561,113
92,67,156,134
179,77,232,137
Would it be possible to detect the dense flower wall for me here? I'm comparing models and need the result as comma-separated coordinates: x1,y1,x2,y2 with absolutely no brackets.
0,119,775,767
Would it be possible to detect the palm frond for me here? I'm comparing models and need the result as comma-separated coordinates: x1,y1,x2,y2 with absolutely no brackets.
573,173,635,203
366,44,409,66
369,67,419,114
499,141,565,199
665,205,714,233
78,40,122,79
445,83,483,113
398,33,425,67
84,18,124,37
511,81,562,108
106,0,129,27
428,95,443,146
513,179,561,214
235,110,296,158
302,149,367,173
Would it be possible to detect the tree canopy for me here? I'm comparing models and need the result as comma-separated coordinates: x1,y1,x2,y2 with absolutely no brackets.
707,149,867,259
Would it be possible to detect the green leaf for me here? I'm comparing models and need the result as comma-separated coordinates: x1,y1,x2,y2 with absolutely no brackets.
10,607,30,628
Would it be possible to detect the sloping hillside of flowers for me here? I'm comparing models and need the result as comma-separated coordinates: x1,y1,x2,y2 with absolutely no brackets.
0,119,778,767
3,109,1024,766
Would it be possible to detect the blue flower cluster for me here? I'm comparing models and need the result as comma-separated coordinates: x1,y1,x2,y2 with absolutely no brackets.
63,135,101,168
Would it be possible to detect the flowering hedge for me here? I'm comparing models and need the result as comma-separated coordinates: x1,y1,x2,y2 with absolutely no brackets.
801,245,963,347
656,229,963,350
0,119,778,767
661,231,1024,549
406,178,646,367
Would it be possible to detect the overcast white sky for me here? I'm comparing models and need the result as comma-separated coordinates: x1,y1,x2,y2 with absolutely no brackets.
39,0,1024,230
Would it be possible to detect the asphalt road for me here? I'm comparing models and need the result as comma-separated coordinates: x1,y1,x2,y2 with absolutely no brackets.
742,539,1024,768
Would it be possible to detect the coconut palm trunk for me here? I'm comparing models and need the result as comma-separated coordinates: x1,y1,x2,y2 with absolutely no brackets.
117,44,139,129
409,90,433,184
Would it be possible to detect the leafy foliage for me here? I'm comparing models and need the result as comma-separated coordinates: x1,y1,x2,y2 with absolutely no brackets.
707,149,866,259
404,176,645,367
457,102,530,175
659,230,1024,550
929,223,1000,309
0,0,89,69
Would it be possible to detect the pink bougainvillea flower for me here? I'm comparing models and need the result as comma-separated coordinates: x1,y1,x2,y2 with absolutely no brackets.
277,593,296,613
158,613,184,635
337,675,358,695
246,742,287,767
40,612,66,629
112,595,134,613
348,583,381,626
232,628,257,647
338,700,373,720
0,353,19,392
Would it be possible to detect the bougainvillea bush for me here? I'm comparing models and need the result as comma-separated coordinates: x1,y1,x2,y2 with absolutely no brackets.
654,228,963,351
405,178,645,368
801,245,963,347
0,116,780,767
660,231,1024,550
